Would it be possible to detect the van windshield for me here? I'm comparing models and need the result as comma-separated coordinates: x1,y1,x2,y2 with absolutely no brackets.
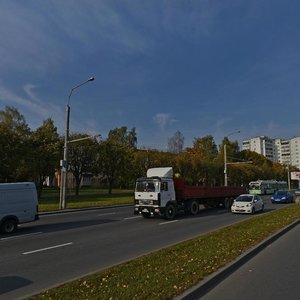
135,180,160,192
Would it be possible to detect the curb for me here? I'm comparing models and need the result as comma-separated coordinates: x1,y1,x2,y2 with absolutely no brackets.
176,218,300,300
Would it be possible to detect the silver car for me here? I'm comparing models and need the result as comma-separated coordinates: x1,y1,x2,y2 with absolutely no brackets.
231,194,264,214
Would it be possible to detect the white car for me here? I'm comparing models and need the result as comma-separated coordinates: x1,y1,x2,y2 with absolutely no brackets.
231,194,264,214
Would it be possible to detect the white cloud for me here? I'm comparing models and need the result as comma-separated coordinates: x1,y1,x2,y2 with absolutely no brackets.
0,83,63,130
153,113,176,131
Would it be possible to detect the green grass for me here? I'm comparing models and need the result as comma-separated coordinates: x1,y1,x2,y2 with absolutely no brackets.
39,188,133,211
30,204,300,300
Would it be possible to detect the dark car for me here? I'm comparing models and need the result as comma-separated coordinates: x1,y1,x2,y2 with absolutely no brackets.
271,190,294,204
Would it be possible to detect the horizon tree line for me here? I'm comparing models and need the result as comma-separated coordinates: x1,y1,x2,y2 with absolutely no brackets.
0,106,297,198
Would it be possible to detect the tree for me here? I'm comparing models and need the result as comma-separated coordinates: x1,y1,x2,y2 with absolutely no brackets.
108,126,137,148
0,106,31,182
192,135,218,161
97,140,133,194
68,133,98,195
167,131,184,154
30,118,61,197
133,148,175,179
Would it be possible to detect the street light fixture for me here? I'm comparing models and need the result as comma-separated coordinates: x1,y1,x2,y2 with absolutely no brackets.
59,77,95,210
224,130,240,187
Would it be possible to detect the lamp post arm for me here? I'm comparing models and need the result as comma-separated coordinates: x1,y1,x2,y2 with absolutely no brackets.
67,77,95,106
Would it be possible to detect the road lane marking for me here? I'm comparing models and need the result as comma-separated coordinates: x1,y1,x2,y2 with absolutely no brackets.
22,242,73,255
124,216,142,220
159,220,179,225
0,232,43,241
97,212,116,217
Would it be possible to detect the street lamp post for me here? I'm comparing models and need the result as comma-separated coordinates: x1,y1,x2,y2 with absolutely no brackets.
224,130,240,187
287,166,291,190
59,77,95,210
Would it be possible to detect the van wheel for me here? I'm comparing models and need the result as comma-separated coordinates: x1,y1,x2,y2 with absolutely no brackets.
165,203,176,220
189,200,199,215
1,219,17,234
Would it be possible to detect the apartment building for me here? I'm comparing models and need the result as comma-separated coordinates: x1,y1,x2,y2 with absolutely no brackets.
290,137,300,169
242,136,300,169
275,139,291,165
242,136,276,162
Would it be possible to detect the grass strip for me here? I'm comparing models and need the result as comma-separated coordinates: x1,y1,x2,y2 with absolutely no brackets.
30,204,300,300
39,190,133,212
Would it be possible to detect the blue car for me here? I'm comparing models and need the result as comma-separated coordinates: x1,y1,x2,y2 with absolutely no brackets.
271,190,294,204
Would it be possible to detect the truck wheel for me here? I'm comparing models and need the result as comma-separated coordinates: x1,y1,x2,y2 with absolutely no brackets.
1,219,17,234
224,198,232,210
165,203,176,220
141,212,151,218
189,200,199,215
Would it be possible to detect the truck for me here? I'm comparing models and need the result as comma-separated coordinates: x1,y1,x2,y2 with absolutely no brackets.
0,182,39,234
134,167,246,220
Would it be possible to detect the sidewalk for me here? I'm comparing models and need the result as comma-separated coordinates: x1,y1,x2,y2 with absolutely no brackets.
176,218,300,299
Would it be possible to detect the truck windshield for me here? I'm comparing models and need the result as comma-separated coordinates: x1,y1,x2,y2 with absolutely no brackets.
136,180,160,192
249,183,259,190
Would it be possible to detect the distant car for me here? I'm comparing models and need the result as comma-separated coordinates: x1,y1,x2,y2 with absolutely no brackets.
294,189,300,196
231,194,264,214
271,190,294,204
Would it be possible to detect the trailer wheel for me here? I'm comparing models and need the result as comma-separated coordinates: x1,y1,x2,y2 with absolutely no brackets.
189,200,199,215
1,218,17,234
165,203,176,220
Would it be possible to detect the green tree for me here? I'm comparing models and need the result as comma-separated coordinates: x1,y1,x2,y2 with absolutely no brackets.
30,118,61,197
133,148,175,179
108,126,137,148
0,106,31,182
68,133,99,195
193,135,218,161
97,140,133,194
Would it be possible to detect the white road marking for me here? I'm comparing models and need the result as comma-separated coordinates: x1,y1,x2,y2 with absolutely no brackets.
97,212,116,217
22,242,73,255
0,232,43,241
124,216,142,220
159,220,179,225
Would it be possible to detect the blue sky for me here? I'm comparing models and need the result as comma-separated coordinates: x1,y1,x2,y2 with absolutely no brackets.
1,1,300,149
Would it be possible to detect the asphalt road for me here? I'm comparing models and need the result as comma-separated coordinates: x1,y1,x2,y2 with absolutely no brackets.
201,222,300,300
0,196,284,299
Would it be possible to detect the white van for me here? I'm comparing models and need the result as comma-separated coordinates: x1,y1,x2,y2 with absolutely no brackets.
0,182,39,234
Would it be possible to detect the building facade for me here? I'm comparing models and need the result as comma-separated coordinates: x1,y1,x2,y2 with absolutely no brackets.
242,136,276,162
242,136,300,170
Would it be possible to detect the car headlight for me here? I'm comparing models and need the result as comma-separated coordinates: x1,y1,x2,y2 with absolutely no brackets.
271,196,274,200
282,197,286,200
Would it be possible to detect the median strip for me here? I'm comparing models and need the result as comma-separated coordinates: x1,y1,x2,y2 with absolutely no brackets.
30,205,300,300
23,242,73,255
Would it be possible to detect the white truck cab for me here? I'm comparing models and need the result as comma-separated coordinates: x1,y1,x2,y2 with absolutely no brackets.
134,167,176,218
